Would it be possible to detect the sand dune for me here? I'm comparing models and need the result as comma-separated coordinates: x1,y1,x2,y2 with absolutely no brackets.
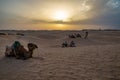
0,30,120,80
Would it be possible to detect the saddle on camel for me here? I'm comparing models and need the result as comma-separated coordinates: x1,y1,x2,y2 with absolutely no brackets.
5,41,38,60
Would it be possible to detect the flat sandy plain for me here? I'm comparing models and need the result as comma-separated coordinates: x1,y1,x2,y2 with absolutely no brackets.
0,30,120,80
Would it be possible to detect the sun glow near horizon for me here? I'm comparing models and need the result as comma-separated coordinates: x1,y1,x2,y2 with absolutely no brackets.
53,10,70,21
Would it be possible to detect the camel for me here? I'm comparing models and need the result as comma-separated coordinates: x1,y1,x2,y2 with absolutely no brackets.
5,43,38,59
68,34,76,38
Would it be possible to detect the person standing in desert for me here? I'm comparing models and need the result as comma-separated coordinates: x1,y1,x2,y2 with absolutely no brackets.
84,31,88,39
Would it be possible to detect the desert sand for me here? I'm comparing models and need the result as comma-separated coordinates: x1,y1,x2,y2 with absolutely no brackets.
0,30,120,80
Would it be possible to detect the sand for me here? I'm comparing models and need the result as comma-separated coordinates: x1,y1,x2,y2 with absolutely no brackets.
0,30,120,80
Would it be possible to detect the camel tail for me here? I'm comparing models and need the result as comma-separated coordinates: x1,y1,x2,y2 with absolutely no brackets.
5,45,12,57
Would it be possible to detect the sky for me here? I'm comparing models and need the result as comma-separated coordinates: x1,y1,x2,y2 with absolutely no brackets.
0,0,120,30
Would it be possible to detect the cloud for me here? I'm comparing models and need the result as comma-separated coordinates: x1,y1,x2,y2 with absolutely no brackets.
69,0,120,28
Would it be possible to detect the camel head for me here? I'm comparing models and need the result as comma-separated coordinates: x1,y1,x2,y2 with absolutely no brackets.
28,43,38,51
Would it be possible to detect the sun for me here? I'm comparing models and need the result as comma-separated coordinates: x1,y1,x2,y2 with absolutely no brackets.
53,10,68,21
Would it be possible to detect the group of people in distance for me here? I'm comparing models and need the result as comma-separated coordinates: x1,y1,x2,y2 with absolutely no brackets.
62,41,76,48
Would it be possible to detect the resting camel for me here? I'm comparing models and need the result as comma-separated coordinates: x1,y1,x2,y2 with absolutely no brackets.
69,34,76,38
5,43,38,59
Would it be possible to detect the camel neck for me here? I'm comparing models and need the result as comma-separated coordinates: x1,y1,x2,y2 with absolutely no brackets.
28,48,33,53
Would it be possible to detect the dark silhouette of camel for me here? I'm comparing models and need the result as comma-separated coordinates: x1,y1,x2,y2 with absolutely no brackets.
5,43,38,59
